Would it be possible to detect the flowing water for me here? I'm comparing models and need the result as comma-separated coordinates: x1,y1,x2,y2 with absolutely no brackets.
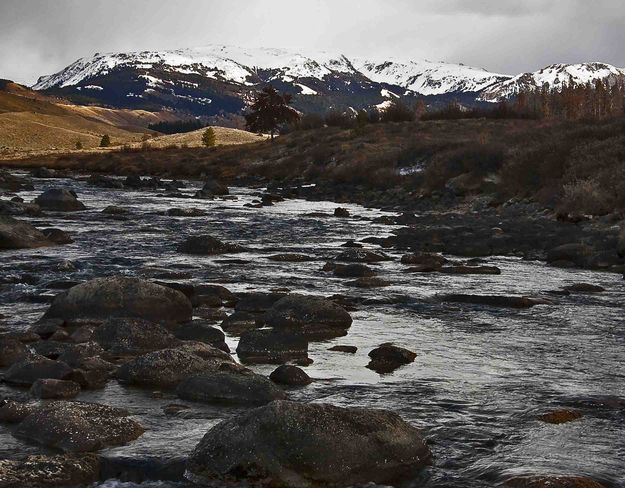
1,174,624,487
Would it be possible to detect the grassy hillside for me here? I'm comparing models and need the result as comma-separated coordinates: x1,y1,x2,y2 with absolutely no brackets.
0,80,260,157
7,116,625,217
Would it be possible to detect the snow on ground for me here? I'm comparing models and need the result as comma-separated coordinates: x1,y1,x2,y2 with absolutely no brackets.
295,83,317,95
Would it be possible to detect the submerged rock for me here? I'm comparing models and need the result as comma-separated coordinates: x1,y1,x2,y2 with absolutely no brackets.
562,283,605,293
14,401,144,452
332,263,377,278
0,215,52,250
367,344,416,374
538,409,583,424
30,379,81,399
40,228,73,244
43,276,192,324
328,345,357,353
236,329,308,364
440,294,540,309
505,476,607,488
267,253,316,262
177,235,246,254
167,207,207,217
401,252,446,268
346,277,391,288
220,311,260,335
263,294,352,339
440,265,501,275
177,368,286,406
0,454,99,487
269,364,312,386
33,188,86,212
186,400,432,487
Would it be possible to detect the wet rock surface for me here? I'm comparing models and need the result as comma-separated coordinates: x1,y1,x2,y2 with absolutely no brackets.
0,174,624,488
186,400,432,487
0,453,100,487
12,401,144,452
33,188,86,212
43,276,193,324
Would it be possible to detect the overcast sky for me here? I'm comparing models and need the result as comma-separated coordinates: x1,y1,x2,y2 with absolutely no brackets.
2,0,625,85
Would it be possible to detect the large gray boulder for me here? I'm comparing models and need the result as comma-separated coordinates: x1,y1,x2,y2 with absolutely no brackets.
263,294,352,339
186,400,432,487
43,276,192,324
14,401,144,452
33,188,86,211
0,215,52,250
116,345,235,389
176,368,286,406
92,317,179,356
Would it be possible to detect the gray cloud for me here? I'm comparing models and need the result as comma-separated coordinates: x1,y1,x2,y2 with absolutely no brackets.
1,0,624,85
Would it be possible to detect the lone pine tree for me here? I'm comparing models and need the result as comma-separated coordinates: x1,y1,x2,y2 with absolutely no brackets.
245,86,300,140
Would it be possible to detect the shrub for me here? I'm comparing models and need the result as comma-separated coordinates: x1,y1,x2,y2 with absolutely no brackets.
99,134,111,147
381,101,415,123
202,127,217,147
324,111,354,129
557,179,611,216
297,113,325,130
75,140,83,150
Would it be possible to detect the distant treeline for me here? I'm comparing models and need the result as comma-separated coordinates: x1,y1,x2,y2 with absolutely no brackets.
148,119,206,134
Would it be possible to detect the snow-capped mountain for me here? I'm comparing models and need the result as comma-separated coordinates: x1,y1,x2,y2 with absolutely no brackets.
32,46,625,118
480,62,625,101
32,45,510,118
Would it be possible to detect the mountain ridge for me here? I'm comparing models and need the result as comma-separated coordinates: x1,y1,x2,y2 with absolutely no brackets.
31,45,625,118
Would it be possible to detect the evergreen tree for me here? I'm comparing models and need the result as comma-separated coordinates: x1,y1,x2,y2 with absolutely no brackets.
245,86,300,140
99,134,111,147
202,127,217,147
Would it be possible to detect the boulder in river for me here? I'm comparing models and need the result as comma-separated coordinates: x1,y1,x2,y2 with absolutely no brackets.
194,180,229,198
41,228,73,245
0,337,30,367
367,344,416,374
29,379,81,399
335,248,391,263
328,345,358,353
0,215,53,250
538,409,583,424
267,253,316,262
186,400,432,487
401,252,446,268
0,454,100,487
177,368,286,405
116,345,235,389
43,276,193,324
220,311,261,335
235,291,287,313
332,263,378,278
92,317,179,356
177,235,246,254
263,294,352,339
236,329,309,364
4,355,73,386
102,205,128,215
14,401,144,452
33,188,86,212
346,277,391,288
0,169,34,191
269,364,312,386
171,321,227,351
334,207,350,217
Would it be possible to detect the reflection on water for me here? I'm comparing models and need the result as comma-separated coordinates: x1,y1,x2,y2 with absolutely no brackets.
1,175,624,487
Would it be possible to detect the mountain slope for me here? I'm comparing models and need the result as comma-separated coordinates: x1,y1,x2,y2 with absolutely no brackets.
32,45,511,116
480,62,625,101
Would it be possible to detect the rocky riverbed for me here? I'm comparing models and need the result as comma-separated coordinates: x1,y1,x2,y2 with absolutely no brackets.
0,170,624,488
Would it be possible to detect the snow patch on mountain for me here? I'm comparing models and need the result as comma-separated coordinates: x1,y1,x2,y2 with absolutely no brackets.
480,62,625,101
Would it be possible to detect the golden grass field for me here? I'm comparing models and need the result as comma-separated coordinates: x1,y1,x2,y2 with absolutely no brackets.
0,81,263,159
